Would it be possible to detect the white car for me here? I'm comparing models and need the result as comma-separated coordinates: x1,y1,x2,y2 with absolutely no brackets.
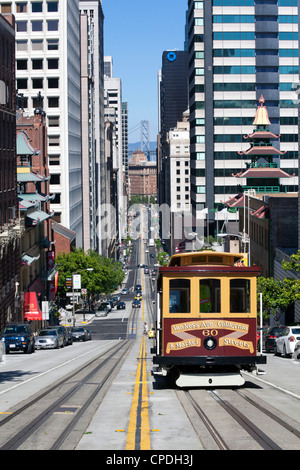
292,341,300,361
35,329,64,349
274,326,300,357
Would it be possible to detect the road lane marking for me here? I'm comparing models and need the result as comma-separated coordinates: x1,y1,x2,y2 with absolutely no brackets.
125,336,150,450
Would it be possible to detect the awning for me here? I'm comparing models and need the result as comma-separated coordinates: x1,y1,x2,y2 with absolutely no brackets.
23,292,43,321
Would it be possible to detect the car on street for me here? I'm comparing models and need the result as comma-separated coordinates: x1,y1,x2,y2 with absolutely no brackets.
72,327,89,341
264,326,286,353
121,288,129,295
132,300,141,308
117,301,126,309
49,325,69,346
148,326,155,338
135,293,142,300
135,284,142,291
274,326,300,357
0,323,35,354
99,301,112,312
35,329,64,349
292,341,300,361
85,329,92,341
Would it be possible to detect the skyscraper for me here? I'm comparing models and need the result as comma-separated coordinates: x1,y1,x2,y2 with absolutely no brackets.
188,0,299,235
79,0,105,254
1,0,83,245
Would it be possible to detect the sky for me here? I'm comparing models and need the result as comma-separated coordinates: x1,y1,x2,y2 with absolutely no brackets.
102,0,188,144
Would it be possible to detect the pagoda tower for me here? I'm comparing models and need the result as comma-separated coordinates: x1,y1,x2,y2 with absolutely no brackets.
234,95,292,194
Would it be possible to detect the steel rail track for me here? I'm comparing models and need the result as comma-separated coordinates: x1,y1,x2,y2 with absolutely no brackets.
181,390,229,450
0,339,133,450
208,390,282,450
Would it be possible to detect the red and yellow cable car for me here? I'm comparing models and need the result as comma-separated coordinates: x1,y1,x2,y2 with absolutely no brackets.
152,251,266,387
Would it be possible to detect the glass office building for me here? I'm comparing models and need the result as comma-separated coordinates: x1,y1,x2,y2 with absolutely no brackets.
188,0,299,232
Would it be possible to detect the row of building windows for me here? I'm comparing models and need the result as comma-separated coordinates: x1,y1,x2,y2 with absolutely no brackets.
213,31,298,40
213,100,297,109
17,77,59,89
213,65,299,74
17,58,59,70
213,49,298,57
16,19,58,32
213,82,295,92
0,2,58,14
213,15,298,23
213,116,298,126
191,167,299,177
212,0,297,5
17,38,59,51
191,150,298,161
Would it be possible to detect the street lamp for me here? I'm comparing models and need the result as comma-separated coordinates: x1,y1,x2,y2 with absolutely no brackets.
217,233,251,266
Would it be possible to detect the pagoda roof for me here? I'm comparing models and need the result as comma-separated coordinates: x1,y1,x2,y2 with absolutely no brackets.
238,145,286,157
17,131,40,156
252,95,271,126
223,193,245,208
25,209,55,226
244,130,280,140
233,168,293,179
250,205,268,219
17,167,50,183
19,193,55,203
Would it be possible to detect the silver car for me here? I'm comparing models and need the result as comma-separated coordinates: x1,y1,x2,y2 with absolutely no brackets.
35,329,64,349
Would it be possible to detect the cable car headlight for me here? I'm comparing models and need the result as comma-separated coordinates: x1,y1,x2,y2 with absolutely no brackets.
204,336,217,350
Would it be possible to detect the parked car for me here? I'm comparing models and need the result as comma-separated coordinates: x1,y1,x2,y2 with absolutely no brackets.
274,326,300,357
65,327,73,345
99,301,112,312
72,327,89,341
117,301,126,310
85,329,92,341
264,326,286,353
292,341,300,361
0,323,35,354
49,325,69,346
35,329,64,349
132,300,141,308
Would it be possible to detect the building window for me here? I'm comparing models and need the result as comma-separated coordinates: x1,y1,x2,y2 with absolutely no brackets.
32,59,43,70
32,78,43,89
47,19,59,31
17,59,28,70
47,58,59,69
16,21,27,32
31,20,43,32
47,1,59,12
47,78,59,88
31,2,43,12
16,3,27,13
47,39,59,50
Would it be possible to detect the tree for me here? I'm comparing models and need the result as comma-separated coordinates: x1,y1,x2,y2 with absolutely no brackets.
281,250,300,273
257,276,300,323
56,248,125,299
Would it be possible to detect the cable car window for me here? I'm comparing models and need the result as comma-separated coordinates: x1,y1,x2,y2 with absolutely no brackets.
199,279,221,313
230,279,250,313
169,279,190,313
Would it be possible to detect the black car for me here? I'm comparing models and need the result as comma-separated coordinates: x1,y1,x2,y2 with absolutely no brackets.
264,326,286,353
132,300,141,308
0,323,35,354
117,301,126,309
71,327,88,341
